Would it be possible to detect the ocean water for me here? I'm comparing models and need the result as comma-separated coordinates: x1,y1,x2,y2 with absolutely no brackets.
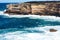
0,3,60,40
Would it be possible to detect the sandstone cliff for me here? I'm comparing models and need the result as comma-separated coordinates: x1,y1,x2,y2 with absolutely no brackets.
5,1,60,16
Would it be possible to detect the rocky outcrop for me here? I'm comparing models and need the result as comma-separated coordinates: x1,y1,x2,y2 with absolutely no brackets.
4,1,60,16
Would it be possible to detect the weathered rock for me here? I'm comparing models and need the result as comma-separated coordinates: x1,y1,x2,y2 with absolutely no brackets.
4,1,60,16
50,29,57,32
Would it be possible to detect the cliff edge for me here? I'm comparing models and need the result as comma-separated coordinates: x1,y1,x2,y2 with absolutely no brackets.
4,1,60,16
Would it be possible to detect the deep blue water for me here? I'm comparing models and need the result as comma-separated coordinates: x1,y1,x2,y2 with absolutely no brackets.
0,17,60,29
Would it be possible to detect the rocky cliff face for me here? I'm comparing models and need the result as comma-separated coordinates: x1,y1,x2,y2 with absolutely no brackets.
5,1,60,16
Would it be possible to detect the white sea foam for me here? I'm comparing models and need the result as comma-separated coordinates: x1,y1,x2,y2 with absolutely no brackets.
0,11,60,22
0,26,60,40
0,11,9,16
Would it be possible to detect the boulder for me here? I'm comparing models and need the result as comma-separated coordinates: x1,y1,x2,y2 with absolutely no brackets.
50,29,57,32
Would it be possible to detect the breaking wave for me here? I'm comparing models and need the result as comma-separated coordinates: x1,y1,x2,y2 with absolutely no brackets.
0,10,60,22
0,11,60,40
0,26,60,40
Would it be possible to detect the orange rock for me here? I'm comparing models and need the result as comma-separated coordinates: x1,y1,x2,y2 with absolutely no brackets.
50,29,57,32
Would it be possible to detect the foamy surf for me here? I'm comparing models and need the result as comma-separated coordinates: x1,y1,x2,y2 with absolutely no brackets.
0,10,60,40
0,11,60,22
0,26,60,40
